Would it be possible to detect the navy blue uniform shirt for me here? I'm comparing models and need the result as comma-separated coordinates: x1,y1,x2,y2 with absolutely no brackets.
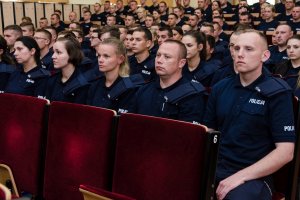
5,64,50,97
41,50,54,71
135,77,206,124
0,62,16,92
204,73,295,180
257,20,279,31
129,54,157,82
87,76,142,114
45,68,90,104
182,60,221,87
265,45,289,72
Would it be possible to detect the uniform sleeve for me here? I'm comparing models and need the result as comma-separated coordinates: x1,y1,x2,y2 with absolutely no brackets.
177,92,206,124
203,87,219,130
269,91,296,143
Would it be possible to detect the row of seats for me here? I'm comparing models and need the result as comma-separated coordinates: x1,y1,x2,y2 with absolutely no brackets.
0,93,219,200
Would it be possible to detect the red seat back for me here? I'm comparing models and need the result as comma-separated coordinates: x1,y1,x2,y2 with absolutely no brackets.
0,93,48,197
112,113,219,200
43,102,117,200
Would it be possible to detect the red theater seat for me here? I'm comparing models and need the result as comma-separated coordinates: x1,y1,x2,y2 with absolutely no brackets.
109,113,219,200
43,102,117,200
0,93,48,198
272,97,300,200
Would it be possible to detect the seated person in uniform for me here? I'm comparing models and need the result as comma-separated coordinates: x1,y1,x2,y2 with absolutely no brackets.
288,5,300,32
204,29,295,200
274,35,300,97
87,38,143,114
129,27,157,82
135,39,206,124
182,31,220,87
5,36,50,97
265,23,293,72
34,29,54,71
257,4,279,31
0,35,16,92
45,35,90,104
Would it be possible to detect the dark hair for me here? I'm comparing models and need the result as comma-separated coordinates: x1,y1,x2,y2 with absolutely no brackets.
168,13,178,19
206,34,215,49
183,30,207,60
54,10,62,15
159,26,173,37
56,35,83,66
0,35,14,65
4,25,23,35
100,26,121,39
51,13,60,20
133,27,152,41
58,30,76,38
35,29,52,41
163,39,187,59
172,26,183,36
16,36,41,65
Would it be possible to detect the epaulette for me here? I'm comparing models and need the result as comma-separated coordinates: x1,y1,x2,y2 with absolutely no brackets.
28,68,51,79
63,73,89,95
194,62,220,81
108,74,144,100
83,68,104,82
0,63,15,73
164,81,206,104
255,77,292,97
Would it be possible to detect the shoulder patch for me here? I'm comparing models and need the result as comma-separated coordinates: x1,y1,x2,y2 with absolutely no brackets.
164,81,205,104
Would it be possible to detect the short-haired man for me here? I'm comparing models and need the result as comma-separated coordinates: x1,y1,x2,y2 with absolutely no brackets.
198,0,212,22
125,14,136,28
51,13,65,34
204,29,295,200
130,27,156,82
238,12,253,27
135,40,206,124
106,15,117,26
69,11,78,23
3,25,23,54
173,6,188,27
157,27,173,46
39,17,48,29
276,0,295,21
44,26,57,49
167,13,178,28
289,5,300,32
34,29,53,71
80,11,94,36
91,3,106,25
159,1,169,25
266,23,293,71
188,14,200,30
20,22,35,37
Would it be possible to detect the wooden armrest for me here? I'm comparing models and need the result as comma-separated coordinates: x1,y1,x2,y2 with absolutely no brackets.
0,164,19,197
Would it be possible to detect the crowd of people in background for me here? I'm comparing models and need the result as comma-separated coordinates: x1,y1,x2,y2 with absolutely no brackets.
0,0,299,199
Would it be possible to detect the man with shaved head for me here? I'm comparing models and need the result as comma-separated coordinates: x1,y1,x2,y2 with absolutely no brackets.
204,29,295,200
135,39,206,124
